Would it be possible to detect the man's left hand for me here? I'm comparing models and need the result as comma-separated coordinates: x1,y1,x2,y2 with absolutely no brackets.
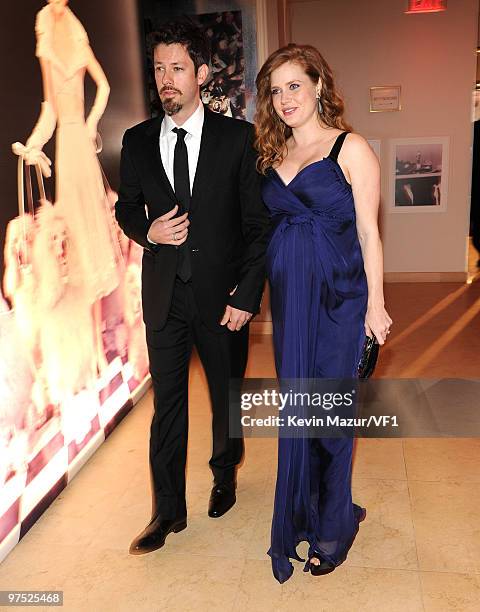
220,306,252,331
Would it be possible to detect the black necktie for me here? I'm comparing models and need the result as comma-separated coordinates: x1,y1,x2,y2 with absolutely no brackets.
173,127,191,282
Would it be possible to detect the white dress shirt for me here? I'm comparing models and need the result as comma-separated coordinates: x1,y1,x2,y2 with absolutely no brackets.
147,101,204,244
159,100,205,193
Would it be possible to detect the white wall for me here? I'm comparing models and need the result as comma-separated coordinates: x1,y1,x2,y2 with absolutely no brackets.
289,0,478,276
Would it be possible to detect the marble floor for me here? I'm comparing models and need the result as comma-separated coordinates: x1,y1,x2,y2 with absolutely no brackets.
1,281,480,611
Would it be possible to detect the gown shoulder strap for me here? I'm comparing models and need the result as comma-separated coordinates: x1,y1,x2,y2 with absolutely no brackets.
328,131,350,162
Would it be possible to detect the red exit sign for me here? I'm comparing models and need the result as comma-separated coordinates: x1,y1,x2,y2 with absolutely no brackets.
405,0,447,13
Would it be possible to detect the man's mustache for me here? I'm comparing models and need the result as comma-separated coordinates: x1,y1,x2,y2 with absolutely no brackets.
160,87,182,95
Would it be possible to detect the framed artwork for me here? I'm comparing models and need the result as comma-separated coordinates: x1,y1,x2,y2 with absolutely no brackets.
369,86,401,112
389,137,449,213
367,139,381,160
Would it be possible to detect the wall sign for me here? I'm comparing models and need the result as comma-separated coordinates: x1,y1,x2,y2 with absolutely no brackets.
405,0,447,14
370,86,401,112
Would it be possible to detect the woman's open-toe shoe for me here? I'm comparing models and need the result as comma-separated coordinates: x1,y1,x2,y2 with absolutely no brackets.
306,552,336,576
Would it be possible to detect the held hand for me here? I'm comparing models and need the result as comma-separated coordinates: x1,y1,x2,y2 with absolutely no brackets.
365,303,393,346
220,305,252,331
147,205,190,246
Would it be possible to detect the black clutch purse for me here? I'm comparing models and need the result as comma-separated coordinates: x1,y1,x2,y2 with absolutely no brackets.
357,334,379,379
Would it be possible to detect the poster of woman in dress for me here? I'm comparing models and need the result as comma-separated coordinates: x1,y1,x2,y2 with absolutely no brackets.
0,0,149,563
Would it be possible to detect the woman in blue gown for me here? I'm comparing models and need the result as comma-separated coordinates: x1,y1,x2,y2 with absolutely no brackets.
254,44,393,583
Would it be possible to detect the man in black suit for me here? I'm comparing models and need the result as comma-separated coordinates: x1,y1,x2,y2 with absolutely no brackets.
115,20,269,555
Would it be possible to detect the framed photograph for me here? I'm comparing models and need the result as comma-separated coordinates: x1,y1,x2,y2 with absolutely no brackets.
370,86,401,112
389,137,449,213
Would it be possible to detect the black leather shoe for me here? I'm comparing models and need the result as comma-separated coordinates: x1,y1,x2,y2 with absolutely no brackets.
208,483,236,518
129,516,187,555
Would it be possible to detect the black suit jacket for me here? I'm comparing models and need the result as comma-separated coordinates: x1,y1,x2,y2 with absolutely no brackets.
115,107,270,331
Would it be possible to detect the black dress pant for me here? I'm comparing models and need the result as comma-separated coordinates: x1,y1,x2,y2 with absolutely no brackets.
146,278,248,520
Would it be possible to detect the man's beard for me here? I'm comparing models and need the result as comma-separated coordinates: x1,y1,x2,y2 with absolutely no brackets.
160,95,183,116
161,99,183,115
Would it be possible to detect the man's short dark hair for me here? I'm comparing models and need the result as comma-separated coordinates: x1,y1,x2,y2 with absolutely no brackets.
148,18,211,74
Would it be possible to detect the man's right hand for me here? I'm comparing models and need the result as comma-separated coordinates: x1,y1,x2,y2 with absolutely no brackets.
147,205,190,246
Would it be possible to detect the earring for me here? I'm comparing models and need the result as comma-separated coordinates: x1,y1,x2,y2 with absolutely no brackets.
317,95,323,115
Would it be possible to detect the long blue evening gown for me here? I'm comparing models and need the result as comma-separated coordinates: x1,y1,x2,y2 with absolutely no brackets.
263,132,367,583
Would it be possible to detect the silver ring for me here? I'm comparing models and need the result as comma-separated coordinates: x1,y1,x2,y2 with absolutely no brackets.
173,233,177,241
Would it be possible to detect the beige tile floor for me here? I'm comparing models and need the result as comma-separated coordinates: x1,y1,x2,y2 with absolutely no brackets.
1,281,480,611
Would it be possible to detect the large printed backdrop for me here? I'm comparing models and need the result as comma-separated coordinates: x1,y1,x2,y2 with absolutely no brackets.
0,0,149,564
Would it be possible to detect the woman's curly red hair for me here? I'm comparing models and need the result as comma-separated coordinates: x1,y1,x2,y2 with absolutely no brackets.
254,43,351,174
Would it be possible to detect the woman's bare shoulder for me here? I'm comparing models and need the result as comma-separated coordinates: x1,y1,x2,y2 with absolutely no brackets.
344,132,370,150
343,132,378,162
